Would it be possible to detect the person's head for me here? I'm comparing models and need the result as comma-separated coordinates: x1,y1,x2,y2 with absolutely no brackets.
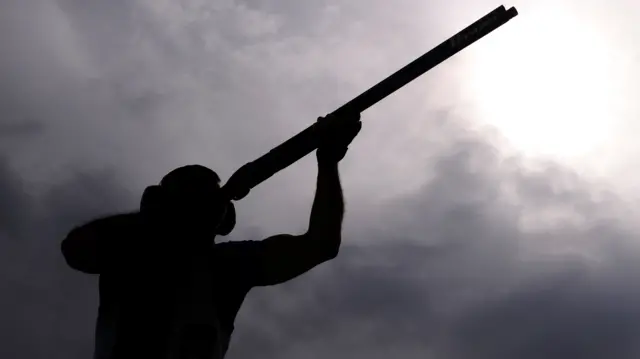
141,165,236,241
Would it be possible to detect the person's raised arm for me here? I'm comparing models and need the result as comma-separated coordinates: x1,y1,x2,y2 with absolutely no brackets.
250,114,362,286
61,212,139,274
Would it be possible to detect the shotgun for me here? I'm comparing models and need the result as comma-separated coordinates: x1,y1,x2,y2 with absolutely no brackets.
222,5,518,201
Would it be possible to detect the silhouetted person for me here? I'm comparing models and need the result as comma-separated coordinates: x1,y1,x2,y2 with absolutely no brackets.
61,114,362,359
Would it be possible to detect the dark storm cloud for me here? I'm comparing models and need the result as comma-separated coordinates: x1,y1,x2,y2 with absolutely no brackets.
0,158,134,359
0,158,33,238
449,272,640,359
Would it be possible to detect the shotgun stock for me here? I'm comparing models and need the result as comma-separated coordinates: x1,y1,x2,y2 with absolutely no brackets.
222,5,518,201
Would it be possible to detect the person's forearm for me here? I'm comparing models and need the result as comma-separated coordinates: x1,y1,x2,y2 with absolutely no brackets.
61,213,138,273
307,161,344,252
62,220,106,274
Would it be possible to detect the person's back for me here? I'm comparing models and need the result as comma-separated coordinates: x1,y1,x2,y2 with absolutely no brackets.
91,218,262,359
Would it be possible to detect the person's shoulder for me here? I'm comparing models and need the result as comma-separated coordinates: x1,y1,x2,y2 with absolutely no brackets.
99,211,142,230
119,211,143,224
108,212,144,237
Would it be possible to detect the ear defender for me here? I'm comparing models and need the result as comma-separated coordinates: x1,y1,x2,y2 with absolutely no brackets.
216,202,236,236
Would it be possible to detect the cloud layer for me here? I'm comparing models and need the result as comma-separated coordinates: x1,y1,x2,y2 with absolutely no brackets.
2,1,640,359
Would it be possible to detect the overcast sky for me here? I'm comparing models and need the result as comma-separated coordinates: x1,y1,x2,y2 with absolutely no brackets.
2,0,640,358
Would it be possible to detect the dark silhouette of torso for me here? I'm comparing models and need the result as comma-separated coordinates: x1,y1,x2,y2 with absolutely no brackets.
93,214,264,359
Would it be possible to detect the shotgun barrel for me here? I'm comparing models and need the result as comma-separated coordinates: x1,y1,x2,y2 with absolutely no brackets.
222,5,518,200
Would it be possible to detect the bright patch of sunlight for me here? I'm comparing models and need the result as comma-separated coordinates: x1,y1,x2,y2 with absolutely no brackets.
462,4,623,162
